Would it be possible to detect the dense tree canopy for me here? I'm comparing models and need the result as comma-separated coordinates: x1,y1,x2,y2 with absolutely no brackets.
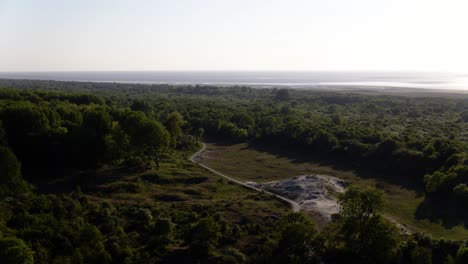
0,80,466,263
0,237,34,264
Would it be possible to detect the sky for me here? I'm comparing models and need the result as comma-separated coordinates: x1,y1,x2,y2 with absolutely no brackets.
1,0,468,72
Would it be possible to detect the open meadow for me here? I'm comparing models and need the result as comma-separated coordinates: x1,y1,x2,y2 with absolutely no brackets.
199,141,468,240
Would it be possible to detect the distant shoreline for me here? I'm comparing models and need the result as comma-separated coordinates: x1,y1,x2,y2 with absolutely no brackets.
1,70,467,93
1,77,468,96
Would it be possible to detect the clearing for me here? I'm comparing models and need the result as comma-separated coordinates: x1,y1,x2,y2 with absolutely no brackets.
195,141,468,240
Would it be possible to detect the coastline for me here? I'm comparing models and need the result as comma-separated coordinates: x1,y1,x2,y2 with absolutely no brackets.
1,76,468,97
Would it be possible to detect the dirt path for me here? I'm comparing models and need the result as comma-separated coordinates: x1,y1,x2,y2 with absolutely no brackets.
190,143,411,233
190,143,301,212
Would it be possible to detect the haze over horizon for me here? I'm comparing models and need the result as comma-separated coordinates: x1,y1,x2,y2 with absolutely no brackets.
1,0,468,73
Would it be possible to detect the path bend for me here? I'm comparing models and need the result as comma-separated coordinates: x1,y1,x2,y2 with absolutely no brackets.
189,143,301,212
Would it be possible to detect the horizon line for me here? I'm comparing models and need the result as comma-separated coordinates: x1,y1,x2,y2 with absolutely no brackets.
0,69,465,74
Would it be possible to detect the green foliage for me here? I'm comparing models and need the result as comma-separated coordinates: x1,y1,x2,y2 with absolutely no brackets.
218,121,248,142
0,81,466,263
165,111,185,148
0,146,28,197
0,121,6,145
117,110,170,167
323,186,402,264
218,247,247,264
0,91,178,174
130,99,153,114
186,217,221,258
456,246,468,264
275,88,290,101
429,172,456,193
274,213,318,264
1,101,53,135
338,185,385,220
0,236,34,264
410,246,432,264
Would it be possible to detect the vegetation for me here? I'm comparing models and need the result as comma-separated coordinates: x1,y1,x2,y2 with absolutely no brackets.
199,141,468,240
0,79,466,263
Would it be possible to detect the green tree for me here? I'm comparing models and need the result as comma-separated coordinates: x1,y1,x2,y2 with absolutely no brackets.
0,146,28,197
165,111,184,148
131,99,153,113
1,101,51,137
275,89,290,101
325,186,401,263
104,122,130,162
0,121,6,146
456,246,468,264
187,217,221,259
82,106,112,137
410,246,432,264
119,111,170,167
148,218,174,255
196,127,205,140
274,213,317,264
140,119,170,167
0,236,34,264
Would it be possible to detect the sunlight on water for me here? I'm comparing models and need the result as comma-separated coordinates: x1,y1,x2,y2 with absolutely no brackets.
0,71,468,90
452,76,468,89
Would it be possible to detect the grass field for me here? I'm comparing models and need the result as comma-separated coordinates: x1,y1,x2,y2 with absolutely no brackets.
197,141,468,240
81,148,290,224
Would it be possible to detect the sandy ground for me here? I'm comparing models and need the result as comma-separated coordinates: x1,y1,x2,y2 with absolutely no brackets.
247,175,346,221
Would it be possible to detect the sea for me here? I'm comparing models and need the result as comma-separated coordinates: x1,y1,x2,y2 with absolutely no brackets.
0,71,468,90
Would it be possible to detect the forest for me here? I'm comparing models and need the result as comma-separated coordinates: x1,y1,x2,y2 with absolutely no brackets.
0,79,467,263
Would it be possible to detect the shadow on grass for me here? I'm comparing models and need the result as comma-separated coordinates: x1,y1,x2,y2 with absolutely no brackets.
33,166,143,194
415,197,468,229
37,160,212,197
215,139,468,226
224,139,427,195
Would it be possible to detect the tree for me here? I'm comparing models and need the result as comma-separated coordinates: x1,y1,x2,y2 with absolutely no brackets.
0,121,6,146
165,111,184,148
131,99,153,113
0,146,28,197
218,122,248,142
410,246,432,264
274,213,318,264
186,217,221,259
104,123,130,162
324,186,402,264
275,89,290,101
424,171,457,195
148,218,174,255
0,101,51,138
118,111,170,167
196,127,205,140
70,106,112,168
0,237,34,264
140,119,170,167
339,186,385,221
456,246,468,264
82,106,112,137
231,112,255,131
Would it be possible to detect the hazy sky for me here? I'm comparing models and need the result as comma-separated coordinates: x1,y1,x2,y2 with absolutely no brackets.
1,0,468,72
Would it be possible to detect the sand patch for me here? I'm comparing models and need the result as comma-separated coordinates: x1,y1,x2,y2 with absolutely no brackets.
249,175,347,221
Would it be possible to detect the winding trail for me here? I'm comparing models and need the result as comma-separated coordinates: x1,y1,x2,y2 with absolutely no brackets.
190,143,410,233
189,143,301,212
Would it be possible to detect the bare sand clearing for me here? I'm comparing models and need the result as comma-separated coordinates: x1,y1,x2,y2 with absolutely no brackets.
247,175,347,221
